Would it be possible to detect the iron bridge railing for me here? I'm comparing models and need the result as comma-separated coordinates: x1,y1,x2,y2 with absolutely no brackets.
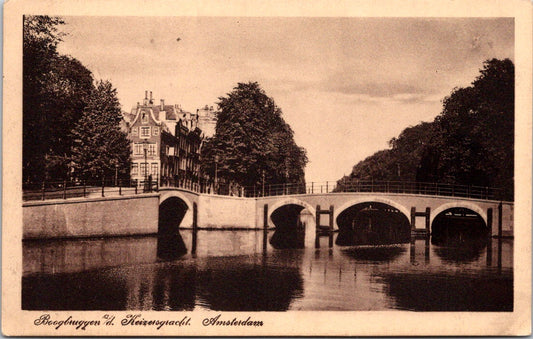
239,180,503,200
23,178,503,202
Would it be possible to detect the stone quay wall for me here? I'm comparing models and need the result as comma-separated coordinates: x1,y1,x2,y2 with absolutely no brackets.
23,194,159,239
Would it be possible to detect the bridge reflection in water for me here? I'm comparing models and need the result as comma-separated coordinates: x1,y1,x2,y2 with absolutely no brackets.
23,221,512,311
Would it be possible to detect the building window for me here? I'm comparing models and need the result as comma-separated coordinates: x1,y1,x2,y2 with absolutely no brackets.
141,111,149,124
148,143,157,156
141,126,151,138
151,163,159,177
134,143,143,155
140,163,148,176
131,163,138,175
132,127,138,136
153,127,159,136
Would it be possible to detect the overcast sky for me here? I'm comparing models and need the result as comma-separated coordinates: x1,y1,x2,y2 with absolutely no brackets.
58,17,514,183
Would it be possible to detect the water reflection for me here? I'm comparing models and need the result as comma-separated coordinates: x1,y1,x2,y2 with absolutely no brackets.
196,254,304,311
380,270,513,311
156,233,187,261
22,269,129,310
432,236,488,264
341,245,407,263
22,228,513,311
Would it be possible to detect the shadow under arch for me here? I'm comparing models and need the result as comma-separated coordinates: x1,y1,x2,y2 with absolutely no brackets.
430,202,487,227
267,198,316,228
157,197,188,260
269,204,308,249
431,207,489,263
336,202,411,246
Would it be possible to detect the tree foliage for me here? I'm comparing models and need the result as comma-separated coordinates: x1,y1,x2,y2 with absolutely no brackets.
23,15,95,182
339,59,514,200
200,82,307,187
70,81,131,180
23,15,130,184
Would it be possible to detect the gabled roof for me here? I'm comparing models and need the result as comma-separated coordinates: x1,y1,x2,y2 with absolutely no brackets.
152,105,180,121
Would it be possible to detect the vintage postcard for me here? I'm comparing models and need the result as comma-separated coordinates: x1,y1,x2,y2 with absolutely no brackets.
3,0,532,336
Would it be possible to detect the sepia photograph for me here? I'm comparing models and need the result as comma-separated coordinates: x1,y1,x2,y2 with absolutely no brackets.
3,0,532,336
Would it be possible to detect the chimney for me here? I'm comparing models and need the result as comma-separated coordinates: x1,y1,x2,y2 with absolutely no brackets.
143,91,148,105
210,106,214,111
149,91,153,105
145,91,148,99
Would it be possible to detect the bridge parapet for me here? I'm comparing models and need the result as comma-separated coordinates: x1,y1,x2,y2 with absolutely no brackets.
241,180,506,201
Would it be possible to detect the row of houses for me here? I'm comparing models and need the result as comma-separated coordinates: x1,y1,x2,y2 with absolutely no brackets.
122,91,217,191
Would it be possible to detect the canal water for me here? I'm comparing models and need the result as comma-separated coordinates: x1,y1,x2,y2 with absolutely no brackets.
22,228,513,311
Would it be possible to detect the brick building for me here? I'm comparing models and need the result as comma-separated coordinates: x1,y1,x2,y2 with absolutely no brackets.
125,91,204,189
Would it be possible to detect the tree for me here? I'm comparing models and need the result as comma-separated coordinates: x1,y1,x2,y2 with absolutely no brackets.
23,15,94,182
70,81,131,181
428,58,514,197
337,58,514,200
200,82,307,188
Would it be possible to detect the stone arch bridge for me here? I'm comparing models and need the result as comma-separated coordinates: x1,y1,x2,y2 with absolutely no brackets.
22,187,513,239
159,188,513,237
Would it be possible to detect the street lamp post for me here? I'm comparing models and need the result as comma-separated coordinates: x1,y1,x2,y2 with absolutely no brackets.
214,155,219,194
114,163,119,186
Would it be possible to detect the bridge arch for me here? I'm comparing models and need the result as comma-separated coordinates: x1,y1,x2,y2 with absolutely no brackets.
334,197,411,227
159,191,193,211
267,198,316,228
430,202,487,226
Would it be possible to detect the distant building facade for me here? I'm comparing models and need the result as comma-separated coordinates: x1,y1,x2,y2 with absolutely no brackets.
124,91,205,189
196,105,217,138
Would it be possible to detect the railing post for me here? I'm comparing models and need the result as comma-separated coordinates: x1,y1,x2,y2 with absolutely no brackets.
101,177,105,197
41,181,46,200
83,180,86,198
63,180,67,199
326,181,328,193
311,182,314,194
119,179,122,195
135,181,138,194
